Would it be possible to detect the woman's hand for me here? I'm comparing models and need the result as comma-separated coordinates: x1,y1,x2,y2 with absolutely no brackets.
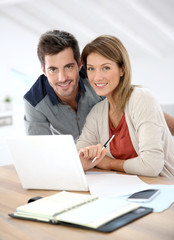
79,144,108,171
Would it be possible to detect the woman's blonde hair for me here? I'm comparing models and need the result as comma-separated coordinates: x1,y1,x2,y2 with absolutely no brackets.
81,35,134,111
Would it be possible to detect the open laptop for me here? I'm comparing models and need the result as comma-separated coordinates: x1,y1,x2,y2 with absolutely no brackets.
6,135,88,191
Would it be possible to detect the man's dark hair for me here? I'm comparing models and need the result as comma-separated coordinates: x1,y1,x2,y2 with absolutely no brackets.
37,30,80,68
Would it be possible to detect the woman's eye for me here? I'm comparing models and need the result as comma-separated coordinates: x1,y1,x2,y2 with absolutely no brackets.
87,67,94,71
103,66,110,71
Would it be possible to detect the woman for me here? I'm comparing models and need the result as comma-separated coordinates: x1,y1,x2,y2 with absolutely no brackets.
77,35,174,177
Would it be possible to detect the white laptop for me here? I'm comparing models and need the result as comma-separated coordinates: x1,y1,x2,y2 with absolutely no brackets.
6,135,88,191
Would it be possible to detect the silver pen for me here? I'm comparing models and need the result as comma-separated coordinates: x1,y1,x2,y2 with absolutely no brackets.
92,135,115,163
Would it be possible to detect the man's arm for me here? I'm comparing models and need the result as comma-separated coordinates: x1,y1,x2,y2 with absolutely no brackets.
24,98,52,135
164,112,174,136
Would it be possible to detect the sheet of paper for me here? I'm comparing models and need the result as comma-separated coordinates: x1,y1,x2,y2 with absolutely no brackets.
86,173,150,198
85,171,116,174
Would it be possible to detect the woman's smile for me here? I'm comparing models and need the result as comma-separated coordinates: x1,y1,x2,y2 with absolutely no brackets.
95,82,108,89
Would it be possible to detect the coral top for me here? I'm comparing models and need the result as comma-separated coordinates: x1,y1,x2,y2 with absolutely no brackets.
109,115,138,160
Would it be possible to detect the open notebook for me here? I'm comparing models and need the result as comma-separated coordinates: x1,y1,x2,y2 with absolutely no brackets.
9,191,153,233
6,135,88,191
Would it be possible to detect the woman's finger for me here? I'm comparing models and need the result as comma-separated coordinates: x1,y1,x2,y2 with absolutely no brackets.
92,148,108,165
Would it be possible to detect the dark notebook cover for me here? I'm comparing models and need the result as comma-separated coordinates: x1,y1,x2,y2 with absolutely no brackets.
9,206,153,233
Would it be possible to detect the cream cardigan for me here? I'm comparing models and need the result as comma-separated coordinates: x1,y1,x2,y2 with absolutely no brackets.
76,87,174,177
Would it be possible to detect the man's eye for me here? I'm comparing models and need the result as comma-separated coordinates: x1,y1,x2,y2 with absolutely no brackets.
49,68,56,73
66,65,73,70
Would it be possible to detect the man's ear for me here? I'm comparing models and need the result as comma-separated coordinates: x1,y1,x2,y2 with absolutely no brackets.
41,65,46,76
78,60,82,69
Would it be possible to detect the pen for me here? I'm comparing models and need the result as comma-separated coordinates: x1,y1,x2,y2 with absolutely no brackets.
92,135,115,163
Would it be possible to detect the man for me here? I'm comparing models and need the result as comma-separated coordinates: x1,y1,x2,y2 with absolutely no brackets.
23,30,103,142
24,30,174,141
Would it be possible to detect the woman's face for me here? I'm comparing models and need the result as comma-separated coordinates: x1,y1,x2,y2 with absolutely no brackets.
86,52,124,98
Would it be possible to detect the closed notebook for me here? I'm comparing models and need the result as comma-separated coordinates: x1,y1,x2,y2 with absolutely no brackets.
9,191,153,232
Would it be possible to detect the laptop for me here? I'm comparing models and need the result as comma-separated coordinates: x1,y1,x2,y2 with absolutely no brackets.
6,135,88,191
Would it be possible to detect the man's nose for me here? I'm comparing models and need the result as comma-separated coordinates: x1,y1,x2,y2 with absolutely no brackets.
58,70,66,82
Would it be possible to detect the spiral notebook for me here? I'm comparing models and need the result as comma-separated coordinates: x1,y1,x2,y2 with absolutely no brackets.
9,191,153,233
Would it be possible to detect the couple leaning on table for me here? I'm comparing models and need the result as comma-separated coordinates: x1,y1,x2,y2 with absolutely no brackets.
24,30,174,178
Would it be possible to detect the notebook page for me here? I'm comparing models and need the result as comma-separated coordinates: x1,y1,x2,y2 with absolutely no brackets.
16,191,97,218
56,198,139,228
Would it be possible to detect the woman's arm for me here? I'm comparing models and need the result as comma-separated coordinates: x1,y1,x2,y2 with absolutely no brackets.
163,112,174,136
96,155,125,172
76,111,98,151
123,89,165,177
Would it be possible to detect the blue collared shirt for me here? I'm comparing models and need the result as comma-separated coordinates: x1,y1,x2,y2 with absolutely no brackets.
23,69,104,142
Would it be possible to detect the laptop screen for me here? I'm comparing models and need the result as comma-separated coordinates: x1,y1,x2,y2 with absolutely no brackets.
6,135,88,191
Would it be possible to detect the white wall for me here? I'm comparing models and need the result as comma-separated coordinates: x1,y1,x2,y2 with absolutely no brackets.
0,15,41,103
0,14,174,107
131,55,174,105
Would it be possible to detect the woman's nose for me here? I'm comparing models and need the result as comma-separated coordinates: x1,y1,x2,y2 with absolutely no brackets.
94,69,103,81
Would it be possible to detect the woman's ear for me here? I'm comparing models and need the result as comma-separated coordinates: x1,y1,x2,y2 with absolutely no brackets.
120,65,125,77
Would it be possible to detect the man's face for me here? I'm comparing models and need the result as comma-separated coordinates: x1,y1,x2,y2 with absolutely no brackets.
42,47,79,102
